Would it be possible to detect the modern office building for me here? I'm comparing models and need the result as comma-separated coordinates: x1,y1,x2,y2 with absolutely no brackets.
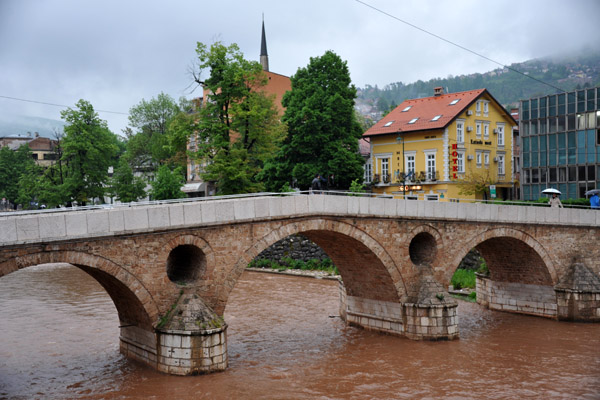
519,86,600,200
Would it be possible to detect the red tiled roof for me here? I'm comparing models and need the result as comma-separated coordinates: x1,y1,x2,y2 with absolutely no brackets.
363,89,486,137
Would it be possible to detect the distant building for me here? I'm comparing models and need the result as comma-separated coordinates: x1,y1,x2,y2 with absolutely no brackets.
363,87,516,201
519,85,600,200
0,132,58,167
183,18,291,197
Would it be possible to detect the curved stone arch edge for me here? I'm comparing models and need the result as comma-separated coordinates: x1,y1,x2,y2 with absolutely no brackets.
226,218,407,302
0,250,160,323
162,233,217,282
447,227,558,285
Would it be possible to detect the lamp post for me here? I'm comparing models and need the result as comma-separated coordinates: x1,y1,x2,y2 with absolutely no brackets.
396,132,405,198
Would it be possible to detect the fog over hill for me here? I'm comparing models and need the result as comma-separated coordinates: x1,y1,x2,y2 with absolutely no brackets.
0,113,65,139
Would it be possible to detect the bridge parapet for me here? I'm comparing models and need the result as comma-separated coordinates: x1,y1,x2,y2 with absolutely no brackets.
1,194,599,247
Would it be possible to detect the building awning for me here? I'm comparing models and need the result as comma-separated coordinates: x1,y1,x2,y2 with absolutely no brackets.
181,182,206,193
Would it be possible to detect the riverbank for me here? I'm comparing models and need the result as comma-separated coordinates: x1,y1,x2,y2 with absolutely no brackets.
246,267,340,281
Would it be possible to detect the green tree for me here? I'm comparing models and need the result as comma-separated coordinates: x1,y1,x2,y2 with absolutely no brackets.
0,145,38,206
108,158,147,203
150,164,185,200
191,41,285,195
261,51,364,191
125,93,183,169
59,99,120,205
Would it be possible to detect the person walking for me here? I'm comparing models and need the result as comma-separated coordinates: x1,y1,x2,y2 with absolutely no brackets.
548,193,563,208
590,193,600,209
311,174,322,194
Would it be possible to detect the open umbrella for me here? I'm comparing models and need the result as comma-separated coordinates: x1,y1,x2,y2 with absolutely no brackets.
585,189,600,196
542,188,561,195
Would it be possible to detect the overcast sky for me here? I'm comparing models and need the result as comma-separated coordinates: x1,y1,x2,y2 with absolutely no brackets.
1,0,599,135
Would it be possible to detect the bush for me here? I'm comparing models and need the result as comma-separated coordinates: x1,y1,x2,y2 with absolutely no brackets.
451,268,476,290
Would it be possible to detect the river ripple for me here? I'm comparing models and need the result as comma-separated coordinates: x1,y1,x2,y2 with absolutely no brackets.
1,263,599,399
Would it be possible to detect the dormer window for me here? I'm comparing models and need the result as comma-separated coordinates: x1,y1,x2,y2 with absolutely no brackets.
408,118,419,124
384,121,394,127
431,115,442,121
402,106,412,112
449,99,460,105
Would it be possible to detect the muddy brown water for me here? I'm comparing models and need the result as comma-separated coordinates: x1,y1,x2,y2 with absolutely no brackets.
1,263,599,399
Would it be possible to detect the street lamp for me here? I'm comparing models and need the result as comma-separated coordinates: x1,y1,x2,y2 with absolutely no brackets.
396,131,405,197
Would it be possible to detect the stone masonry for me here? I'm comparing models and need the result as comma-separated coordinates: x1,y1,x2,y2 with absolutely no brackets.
1,195,599,375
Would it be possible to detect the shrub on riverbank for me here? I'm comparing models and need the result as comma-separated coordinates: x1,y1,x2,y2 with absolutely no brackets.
248,257,338,275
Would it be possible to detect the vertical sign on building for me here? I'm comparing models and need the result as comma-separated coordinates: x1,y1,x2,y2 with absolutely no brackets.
451,144,458,179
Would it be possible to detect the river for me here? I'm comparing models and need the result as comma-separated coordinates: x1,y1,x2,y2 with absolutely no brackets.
1,263,599,399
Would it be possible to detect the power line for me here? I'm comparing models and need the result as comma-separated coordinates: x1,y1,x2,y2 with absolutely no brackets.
0,95,129,115
353,0,567,94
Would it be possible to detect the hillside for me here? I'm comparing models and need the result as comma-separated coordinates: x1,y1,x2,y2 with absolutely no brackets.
356,50,600,121
0,113,65,139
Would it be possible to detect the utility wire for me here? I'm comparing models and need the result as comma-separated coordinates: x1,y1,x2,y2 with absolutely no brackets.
0,95,128,115
354,0,567,94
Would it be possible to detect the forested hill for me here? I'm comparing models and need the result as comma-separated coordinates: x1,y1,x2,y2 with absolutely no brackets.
356,50,600,119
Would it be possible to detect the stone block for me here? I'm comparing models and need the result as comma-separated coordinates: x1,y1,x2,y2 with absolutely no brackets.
215,200,235,222
347,197,360,215
201,201,216,223
280,196,296,216
324,195,348,215
39,214,66,239
368,197,385,216
403,200,417,217
108,210,125,232
293,195,309,215
308,195,325,214
163,334,182,348
475,203,491,221
233,199,255,221
87,211,109,235
65,213,87,236
358,197,370,214
254,198,269,218
183,203,202,225
148,206,170,229
383,198,396,216
168,204,184,227
123,208,149,231
268,197,283,217
0,218,17,243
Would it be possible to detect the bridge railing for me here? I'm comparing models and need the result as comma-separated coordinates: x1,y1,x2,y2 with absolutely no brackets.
0,190,594,217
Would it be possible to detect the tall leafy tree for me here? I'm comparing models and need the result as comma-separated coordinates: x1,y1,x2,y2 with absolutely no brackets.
108,158,147,203
125,92,183,169
191,41,285,195
261,50,364,191
59,100,119,205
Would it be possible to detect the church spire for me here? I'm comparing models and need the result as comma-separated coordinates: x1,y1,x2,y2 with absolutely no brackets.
260,14,269,72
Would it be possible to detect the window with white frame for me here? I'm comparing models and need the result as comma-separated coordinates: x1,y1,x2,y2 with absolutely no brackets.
483,122,490,139
456,120,464,143
497,124,505,146
364,159,372,183
484,151,490,166
476,122,482,138
476,100,481,115
497,154,505,176
425,152,436,180
483,101,489,116
381,158,389,182
456,152,465,173
476,151,482,166
405,152,416,180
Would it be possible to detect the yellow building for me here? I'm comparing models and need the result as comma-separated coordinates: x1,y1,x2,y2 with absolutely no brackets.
363,87,516,201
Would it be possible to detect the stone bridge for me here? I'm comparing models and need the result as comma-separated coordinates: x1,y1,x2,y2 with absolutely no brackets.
1,194,599,375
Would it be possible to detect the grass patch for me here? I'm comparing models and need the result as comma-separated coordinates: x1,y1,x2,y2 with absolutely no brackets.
248,257,338,275
451,268,476,290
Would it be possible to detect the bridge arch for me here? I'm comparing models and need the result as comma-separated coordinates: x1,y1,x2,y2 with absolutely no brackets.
0,251,158,330
224,218,405,312
443,227,557,286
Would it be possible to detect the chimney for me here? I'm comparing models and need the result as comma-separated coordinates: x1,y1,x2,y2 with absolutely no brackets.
434,87,444,96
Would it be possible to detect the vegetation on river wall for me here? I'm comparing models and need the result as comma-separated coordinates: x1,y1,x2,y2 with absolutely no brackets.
248,257,338,276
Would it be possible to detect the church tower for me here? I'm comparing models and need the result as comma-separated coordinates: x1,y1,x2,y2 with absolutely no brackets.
260,16,269,72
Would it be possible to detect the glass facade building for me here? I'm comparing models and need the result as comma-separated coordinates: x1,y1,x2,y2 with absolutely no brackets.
519,86,600,200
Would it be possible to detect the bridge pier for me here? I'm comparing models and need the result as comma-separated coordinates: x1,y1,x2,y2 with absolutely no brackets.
338,281,459,340
476,263,600,322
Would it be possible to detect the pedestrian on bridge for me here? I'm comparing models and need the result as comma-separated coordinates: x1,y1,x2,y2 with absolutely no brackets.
548,193,563,208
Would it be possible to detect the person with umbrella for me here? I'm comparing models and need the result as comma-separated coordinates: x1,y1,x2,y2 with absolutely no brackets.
586,189,600,209
542,188,563,208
